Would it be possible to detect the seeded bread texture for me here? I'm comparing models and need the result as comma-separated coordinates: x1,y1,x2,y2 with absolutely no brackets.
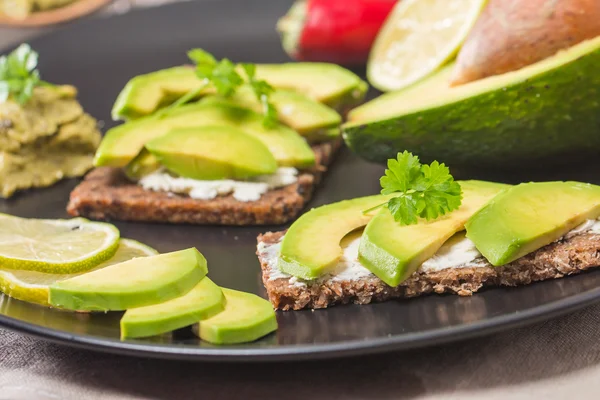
257,231,600,310
67,140,340,225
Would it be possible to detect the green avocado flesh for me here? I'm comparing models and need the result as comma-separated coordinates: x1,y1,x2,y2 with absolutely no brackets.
466,181,600,266
145,126,278,180
252,63,367,109
359,181,509,287
343,36,600,167
278,194,393,280
120,277,225,339
48,248,207,311
111,63,363,119
193,288,277,345
95,102,315,169
124,148,161,180
201,89,341,141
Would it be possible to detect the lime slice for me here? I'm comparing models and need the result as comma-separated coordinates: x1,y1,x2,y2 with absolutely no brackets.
0,239,157,306
367,0,487,91
0,214,120,273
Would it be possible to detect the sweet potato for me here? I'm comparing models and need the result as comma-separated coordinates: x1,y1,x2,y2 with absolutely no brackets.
450,0,600,86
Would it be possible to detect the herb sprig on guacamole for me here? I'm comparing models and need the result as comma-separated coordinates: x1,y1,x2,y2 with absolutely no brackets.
365,151,462,225
0,44,52,105
163,49,278,127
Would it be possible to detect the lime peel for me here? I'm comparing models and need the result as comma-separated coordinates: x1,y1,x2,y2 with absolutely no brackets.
0,215,120,274
0,239,157,306
367,0,488,92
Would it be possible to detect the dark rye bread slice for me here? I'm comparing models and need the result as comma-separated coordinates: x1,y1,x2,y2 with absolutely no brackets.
257,230,600,310
67,140,340,225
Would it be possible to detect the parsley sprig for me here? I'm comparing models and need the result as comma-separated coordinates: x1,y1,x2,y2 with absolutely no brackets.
0,44,51,105
162,49,277,127
365,151,463,225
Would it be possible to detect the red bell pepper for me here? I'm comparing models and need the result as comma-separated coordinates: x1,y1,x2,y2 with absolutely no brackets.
278,0,397,65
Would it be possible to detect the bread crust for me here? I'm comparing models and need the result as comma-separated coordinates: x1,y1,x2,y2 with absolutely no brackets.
257,231,600,310
67,140,340,225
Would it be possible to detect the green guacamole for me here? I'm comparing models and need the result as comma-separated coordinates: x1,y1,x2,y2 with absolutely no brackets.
0,85,101,198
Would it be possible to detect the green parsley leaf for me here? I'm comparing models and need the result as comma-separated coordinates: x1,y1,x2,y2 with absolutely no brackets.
163,49,279,126
187,48,217,67
240,63,277,127
0,44,50,105
368,151,462,226
210,58,243,97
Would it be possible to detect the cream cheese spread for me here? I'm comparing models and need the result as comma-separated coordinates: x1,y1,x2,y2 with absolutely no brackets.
564,219,600,239
259,218,600,285
419,233,482,273
139,167,298,202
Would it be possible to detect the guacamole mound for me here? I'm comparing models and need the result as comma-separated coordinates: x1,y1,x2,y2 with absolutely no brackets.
0,85,101,198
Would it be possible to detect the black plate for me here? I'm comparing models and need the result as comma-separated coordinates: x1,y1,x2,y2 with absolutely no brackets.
2,0,600,362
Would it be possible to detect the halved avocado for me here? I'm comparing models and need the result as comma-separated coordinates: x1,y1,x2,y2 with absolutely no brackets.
111,63,365,120
48,248,207,311
343,36,600,167
359,181,509,287
120,277,225,339
193,288,277,345
145,126,278,180
278,194,393,280
95,102,315,169
466,181,600,266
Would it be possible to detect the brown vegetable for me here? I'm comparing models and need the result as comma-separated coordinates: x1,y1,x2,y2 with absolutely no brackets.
450,0,600,86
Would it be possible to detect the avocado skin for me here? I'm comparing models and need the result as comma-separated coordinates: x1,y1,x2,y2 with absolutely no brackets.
343,42,600,168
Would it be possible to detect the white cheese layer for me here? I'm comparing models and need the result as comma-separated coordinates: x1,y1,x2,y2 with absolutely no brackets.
139,167,298,202
565,219,600,238
260,218,600,285
419,233,483,272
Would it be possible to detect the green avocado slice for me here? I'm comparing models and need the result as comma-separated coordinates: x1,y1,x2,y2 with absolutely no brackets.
49,248,207,311
111,63,365,119
359,181,509,287
466,181,600,266
198,90,341,142
145,126,278,180
193,288,277,345
124,148,161,180
343,36,600,167
278,194,393,280
120,277,225,339
252,63,367,109
95,102,316,169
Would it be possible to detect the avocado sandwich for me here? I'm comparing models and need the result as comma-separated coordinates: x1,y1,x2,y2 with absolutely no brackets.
256,153,600,310
67,55,366,225
257,229,600,310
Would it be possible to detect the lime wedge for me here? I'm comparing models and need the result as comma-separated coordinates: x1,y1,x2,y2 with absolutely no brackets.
0,239,157,306
0,214,120,273
367,0,487,91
